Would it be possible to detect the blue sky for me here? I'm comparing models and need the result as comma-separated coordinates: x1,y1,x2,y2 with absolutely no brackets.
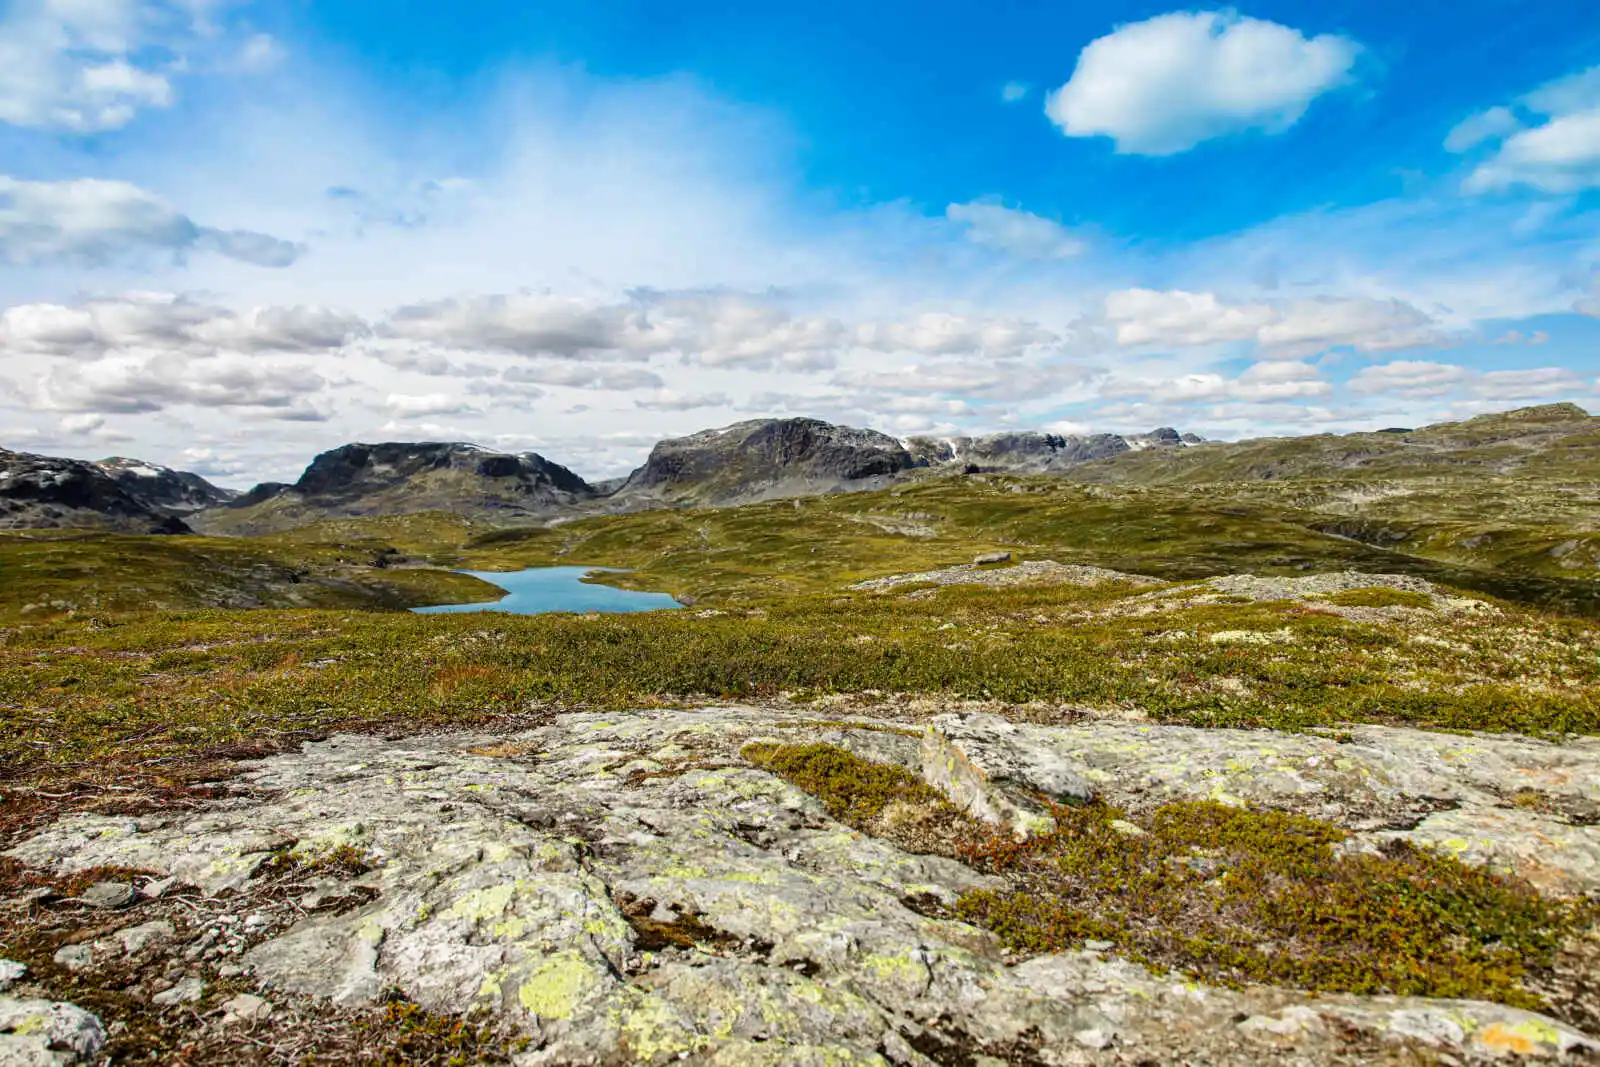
2,0,1600,483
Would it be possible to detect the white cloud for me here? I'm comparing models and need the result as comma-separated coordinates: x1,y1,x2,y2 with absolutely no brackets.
380,293,671,360
1104,289,1275,347
1444,107,1520,153
37,351,329,417
384,393,478,418
946,199,1085,259
0,176,302,267
501,364,666,391
1044,10,1360,155
1001,81,1029,103
633,391,732,412
0,0,267,131
1350,360,1592,401
0,294,362,357
1102,289,1439,357
853,312,1057,358
1460,65,1600,194
1101,360,1329,404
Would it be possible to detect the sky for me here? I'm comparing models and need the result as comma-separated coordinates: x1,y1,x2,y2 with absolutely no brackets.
3,1,1600,485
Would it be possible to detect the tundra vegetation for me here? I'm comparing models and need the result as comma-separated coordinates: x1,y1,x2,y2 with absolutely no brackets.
1,405,1598,1063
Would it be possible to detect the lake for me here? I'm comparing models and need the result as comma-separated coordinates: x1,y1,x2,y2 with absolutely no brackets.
411,566,682,616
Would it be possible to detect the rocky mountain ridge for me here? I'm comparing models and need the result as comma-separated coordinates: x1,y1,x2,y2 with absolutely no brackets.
8,403,1597,534
0,448,235,534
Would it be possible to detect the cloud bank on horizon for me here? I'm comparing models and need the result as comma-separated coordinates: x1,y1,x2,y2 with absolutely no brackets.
1,0,1598,485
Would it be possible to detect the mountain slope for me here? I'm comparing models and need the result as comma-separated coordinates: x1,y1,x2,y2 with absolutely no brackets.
1066,404,1600,485
198,442,596,535
95,456,238,514
0,449,193,533
606,418,919,507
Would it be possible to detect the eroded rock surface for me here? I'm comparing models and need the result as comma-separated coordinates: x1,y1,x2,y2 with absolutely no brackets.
7,708,1599,1064
0,993,106,1066
850,560,1155,594
923,713,1600,897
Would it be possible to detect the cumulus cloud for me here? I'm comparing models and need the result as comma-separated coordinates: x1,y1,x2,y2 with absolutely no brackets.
853,312,1057,359
502,364,666,391
946,200,1085,259
1350,360,1592,401
0,0,274,131
633,391,732,412
644,292,847,369
384,393,479,418
1101,360,1330,403
833,358,1092,403
1102,289,1439,357
0,294,363,358
1044,10,1361,155
1459,65,1600,194
380,293,669,360
377,290,1057,371
0,176,303,267
37,351,329,418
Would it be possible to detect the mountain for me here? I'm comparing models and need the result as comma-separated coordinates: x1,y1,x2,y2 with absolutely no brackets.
0,448,192,534
1066,403,1600,485
94,456,238,514
605,418,919,507
198,442,596,535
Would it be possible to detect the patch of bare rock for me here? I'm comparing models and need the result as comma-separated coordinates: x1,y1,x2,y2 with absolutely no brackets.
851,559,1158,594
3,708,1598,1064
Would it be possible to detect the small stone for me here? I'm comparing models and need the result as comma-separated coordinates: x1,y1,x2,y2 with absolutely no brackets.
1083,940,1115,953
139,877,176,900
974,552,1012,565
221,993,272,1025
216,964,244,978
151,977,206,1007
1108,819,1146,837
0,961,24,992
77,881,135,909
0,996,107,1062
111,920,175,956
1073,1028,1114,1050
52,944,95,972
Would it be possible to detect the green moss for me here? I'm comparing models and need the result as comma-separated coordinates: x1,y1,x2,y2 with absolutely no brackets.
742,742,1588,1013
742,742,953,826
1318,588,1434,609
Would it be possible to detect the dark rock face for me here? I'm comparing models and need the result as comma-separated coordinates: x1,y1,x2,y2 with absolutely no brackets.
905,431,1145,474
0,449,191,533
615,419,917,505
94,457,237,515
228,482,292,509
293,442,593,505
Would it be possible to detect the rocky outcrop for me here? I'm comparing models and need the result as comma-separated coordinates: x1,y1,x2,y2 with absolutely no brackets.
0,449,191,533
904,428,1191,475
609,419,919,507
849,559,1158,594
0,964,106,1066
92,457,236,515
7,708,1597,1064
201,443,597,533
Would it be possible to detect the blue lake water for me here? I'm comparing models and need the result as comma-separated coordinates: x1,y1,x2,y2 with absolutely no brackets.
412,566,682,616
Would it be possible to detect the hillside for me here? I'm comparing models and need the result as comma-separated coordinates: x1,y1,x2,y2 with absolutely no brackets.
196,442,596,535
1066,403,1600,486
1,449,193,534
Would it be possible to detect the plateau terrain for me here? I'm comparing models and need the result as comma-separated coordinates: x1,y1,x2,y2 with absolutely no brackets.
1,404,1598,1065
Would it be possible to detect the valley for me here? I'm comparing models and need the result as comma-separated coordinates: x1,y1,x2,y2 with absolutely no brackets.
1,403,1598,1065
